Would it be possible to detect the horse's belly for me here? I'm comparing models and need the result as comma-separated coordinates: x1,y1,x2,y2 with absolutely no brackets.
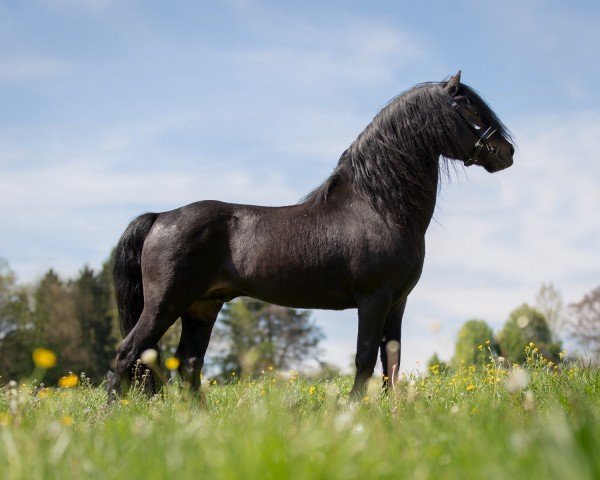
235,268,357,310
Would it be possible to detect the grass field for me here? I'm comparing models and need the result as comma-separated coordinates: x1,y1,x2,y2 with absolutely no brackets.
1,351,599,480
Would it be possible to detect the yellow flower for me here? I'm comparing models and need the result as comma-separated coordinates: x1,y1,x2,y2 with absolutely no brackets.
32,348,57,369
120,399,130,405
0,413,10,427
466,384,476,391
58,373,79,388
529,342,534,347
165,357,180,371
268,365,274,371
308,386,316,395
37,389,50,399
485,339,490,344
60,415,74,426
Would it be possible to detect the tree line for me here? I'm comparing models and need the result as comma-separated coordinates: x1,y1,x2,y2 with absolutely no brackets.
431,283,600,369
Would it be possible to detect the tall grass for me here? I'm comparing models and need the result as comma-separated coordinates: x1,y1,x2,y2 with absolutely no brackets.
1,349,599,480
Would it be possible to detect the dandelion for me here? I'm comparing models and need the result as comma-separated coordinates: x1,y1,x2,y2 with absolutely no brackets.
60,415,74,426
406,380,417,403
559,350,567,361
58,373,78,388
32,348,57,369
165,357,180,371
429,321,441,333
140,349,158,365
506,368,529,393
37,389,50,400
120,399,130,405
466,384,476,391
517,316,530,328
450,405,459,414
523,390,535,411
308,386,316,395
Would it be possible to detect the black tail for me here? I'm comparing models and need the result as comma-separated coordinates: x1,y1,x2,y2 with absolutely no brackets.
112,212,159,338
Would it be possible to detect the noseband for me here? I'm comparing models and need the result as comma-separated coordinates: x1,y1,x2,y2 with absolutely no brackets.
447,98,499,167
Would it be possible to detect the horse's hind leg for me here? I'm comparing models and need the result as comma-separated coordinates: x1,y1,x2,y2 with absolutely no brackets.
176,301,223,393
111,300,180,398
380,299,406,391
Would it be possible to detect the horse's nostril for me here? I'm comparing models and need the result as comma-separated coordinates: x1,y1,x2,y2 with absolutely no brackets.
509,145,515,156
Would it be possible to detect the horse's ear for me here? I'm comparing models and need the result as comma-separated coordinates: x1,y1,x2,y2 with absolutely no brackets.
444,70,461,94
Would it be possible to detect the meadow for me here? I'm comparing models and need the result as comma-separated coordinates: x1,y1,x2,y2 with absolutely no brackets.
1,349,599,480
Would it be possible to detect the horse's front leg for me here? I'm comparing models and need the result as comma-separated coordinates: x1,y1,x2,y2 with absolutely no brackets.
380,299,407,391
349,290,392,399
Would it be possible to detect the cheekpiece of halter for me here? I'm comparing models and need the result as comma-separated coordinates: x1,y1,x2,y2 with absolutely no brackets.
465,126,497,166
447,98,498,167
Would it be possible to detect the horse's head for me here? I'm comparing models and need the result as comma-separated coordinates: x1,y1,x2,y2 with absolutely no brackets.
442,71,514,173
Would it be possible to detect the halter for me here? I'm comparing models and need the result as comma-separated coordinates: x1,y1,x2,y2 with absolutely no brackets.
447,98,499,167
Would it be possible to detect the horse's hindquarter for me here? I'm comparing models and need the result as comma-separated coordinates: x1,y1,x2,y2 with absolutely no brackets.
226,201,424,309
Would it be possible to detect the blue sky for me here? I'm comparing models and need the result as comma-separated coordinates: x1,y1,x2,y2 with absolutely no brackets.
1,0,599,371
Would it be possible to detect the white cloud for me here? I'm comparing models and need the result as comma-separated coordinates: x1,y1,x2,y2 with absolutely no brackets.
0,56,71,82
38,0,112,12
224,25,424,87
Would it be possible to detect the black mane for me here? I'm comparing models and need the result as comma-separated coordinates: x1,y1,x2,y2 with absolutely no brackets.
303,81,512,226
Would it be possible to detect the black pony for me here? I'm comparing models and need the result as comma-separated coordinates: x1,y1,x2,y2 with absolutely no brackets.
107,71,514,399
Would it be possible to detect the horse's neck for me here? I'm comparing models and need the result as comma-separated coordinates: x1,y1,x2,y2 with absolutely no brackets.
407,156,439,234
338,152,440,235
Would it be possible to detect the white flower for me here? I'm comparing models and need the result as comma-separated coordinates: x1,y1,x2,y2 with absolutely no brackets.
140,349,158,365
505,368,529,393
517,315,530,328
523,390,535,411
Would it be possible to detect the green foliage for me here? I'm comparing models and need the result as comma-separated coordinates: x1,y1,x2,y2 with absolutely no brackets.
0,260,33,382
70,263,118,380
451,319,494,367
0,259,119,385
32,270,89,383
427,352,449,373
497,303,561,364
212,298,324,376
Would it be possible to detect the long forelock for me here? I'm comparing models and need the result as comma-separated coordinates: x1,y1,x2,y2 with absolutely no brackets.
459,84,514,143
